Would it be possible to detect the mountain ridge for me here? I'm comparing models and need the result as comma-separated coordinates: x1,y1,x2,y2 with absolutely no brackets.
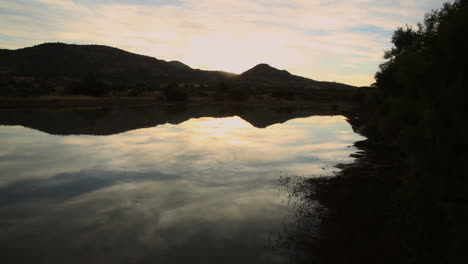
0,42,357,98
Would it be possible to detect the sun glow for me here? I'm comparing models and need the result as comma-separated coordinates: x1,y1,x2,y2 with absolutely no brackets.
182,116,253,139
0,0,447,86
196,116,252,129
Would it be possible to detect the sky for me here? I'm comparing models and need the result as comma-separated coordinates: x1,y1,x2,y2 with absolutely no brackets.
0,0,449,86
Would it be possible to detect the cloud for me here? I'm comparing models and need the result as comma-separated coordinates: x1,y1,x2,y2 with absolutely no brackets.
0,0,448,85
0,115,362,186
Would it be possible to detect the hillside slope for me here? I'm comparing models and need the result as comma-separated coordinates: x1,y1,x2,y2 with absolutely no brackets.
0,43,228,83
0,43,356,98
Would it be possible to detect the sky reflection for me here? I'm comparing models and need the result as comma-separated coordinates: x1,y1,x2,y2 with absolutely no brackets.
0,115,363,263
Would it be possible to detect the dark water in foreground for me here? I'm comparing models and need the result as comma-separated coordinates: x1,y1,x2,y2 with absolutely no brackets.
0,107,363,263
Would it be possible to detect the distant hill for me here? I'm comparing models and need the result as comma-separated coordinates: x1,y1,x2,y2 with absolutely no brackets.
0,43,356,98
0,43,227,83
237,63,355,91
240,63,294,81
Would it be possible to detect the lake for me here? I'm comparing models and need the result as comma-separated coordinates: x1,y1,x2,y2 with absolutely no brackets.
0,105,363,263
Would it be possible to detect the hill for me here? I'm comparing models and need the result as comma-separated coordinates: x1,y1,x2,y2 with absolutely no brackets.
240,63,294,82
0,43,227,83
0,43,356,99
237,63,355,91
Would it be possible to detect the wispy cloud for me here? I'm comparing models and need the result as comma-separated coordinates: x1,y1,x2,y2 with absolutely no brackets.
0,0,448,85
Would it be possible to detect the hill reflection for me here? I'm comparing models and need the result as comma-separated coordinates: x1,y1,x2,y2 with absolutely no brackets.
0,103,353,135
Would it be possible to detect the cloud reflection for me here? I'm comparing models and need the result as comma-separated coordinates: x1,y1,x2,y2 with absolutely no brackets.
0,115,363,263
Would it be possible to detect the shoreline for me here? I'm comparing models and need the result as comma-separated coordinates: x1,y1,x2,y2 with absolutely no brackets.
279,115,405,263
0,96,359,112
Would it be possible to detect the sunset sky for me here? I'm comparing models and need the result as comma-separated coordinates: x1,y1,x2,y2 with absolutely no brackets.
0,0,449,86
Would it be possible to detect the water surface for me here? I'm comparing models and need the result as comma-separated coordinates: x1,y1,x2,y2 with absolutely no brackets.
0,112,363,263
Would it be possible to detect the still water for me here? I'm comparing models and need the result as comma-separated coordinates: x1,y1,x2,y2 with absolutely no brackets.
0,112,363,263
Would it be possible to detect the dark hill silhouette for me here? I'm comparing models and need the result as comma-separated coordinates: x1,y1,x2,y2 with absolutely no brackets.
168,60,192,70
238,63,355,91
238,63,315,88
0,43,227,83
0,43,356,98
240,63,293,81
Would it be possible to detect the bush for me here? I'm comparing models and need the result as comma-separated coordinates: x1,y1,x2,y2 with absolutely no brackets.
227,87,249,101
164,84,188,101
272,89,296,100
74,72,110,96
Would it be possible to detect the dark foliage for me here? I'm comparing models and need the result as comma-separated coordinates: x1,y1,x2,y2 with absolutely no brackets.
163,83,188,101
214,82,229,100
316,1,467,263
372,0,468,206
73,72,110,96
272,89,296,100
227,87,249,101
277,1,468,263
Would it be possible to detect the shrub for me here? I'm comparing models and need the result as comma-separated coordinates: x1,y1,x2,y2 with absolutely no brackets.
164,84,188,101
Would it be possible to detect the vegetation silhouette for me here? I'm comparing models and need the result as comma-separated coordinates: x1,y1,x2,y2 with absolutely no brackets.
277,1,468,263
72,72,109,96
